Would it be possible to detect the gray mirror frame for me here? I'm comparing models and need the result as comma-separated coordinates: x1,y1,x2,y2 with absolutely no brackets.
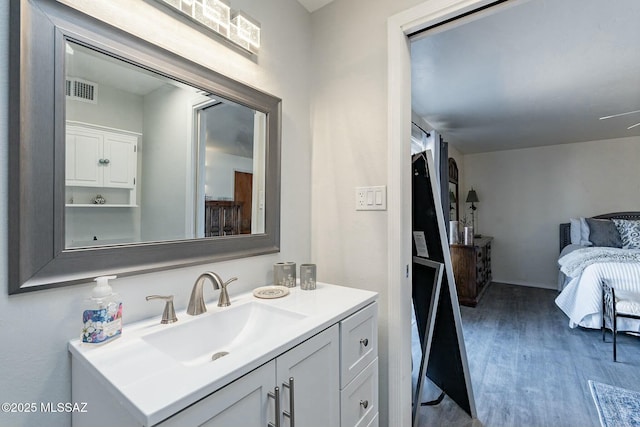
8,0,281,293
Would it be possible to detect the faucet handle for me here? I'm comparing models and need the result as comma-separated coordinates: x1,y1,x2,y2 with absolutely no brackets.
146,295,178,324
218,277,237,307
223,277,238,288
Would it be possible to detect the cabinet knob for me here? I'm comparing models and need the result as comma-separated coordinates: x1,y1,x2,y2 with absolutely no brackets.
360,338,369,347
360,400,369,409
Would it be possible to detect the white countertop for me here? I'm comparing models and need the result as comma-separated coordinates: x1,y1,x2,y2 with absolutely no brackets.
69,282,377,426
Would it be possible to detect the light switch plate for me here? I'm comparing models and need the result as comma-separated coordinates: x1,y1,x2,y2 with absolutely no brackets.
355,186,387,211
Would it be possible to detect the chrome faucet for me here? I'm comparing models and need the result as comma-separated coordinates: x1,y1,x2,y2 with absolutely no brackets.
187,272,238,315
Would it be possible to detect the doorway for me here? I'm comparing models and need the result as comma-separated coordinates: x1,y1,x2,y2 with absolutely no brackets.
387,1,507,425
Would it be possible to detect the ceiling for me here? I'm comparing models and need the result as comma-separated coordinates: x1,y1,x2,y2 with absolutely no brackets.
68,42,168,96
201,102,255,158
296,0,334,13
411,0,640,154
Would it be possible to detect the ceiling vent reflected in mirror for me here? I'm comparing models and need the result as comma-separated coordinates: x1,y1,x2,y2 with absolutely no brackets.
66,78,98,104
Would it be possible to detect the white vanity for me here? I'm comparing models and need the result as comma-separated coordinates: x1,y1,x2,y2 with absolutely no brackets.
69,283,378,427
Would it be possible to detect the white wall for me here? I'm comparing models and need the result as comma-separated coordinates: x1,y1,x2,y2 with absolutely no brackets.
141,84,196,241
205,151,253,200
0,0,311,426
66,84,144,133
310,0,426,424
463,136,640,288
65,205,139,246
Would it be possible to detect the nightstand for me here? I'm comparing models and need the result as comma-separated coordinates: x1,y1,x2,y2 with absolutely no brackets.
450,236,493,307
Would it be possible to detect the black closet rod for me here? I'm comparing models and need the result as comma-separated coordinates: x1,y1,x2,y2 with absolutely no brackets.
412,121,431,137
406,0,508,39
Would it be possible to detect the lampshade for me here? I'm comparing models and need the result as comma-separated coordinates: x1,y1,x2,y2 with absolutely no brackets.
449,190,456,203
466,189,479,204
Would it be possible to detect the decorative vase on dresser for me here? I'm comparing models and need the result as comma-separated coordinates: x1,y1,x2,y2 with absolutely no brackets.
450,236,493,307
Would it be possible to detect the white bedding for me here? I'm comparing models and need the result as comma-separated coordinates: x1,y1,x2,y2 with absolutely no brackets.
555,249,640,332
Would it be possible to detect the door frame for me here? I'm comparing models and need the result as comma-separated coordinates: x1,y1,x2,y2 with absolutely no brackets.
386,1,498,425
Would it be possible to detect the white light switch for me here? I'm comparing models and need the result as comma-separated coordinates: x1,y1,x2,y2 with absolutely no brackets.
367,190,374,205
355,186,386,211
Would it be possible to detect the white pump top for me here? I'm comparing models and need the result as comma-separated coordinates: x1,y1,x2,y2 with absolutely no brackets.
92,275,117,298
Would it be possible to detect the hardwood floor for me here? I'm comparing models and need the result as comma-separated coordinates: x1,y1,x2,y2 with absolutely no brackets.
414,282,640,427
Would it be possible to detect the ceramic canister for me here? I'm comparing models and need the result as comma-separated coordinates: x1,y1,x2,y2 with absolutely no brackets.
274,262,296,287
464,226,474,245
300,264,317,290
449,221,460,244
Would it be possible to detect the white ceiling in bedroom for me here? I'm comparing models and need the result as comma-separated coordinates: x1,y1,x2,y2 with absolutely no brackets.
411,0,640,154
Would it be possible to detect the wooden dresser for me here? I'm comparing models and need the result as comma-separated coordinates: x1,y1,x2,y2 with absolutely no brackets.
450,236,493,307
204,201,243,237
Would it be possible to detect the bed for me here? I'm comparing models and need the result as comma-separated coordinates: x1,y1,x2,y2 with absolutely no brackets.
554,212,640,332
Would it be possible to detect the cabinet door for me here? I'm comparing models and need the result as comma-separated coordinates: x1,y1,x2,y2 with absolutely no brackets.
66,126,103,187
276,325,340,427
103,132,137,188
159,361,276,427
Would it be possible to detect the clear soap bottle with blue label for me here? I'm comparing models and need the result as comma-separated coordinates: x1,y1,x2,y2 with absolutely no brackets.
81,275,123,345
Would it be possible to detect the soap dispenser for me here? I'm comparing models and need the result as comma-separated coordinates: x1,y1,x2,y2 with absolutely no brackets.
81,275,123,345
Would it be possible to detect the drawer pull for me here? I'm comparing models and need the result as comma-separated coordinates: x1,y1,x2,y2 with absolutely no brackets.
360,338,369,347
268,386,280,427
360,399,369,409
282,377,295,427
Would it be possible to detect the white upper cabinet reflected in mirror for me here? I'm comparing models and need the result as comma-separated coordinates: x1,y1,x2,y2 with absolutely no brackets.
64,41,266,249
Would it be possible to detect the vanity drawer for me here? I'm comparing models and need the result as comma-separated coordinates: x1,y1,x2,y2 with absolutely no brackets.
340,358,378,427
340,302,378,387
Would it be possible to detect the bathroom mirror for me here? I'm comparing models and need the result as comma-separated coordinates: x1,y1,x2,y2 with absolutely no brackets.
8,0,281,293
448,158,459,222
64,40,267,248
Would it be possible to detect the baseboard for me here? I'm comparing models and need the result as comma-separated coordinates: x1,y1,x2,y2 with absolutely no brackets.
491,278,557,290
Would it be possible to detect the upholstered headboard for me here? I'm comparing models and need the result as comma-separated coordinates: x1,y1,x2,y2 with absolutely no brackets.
559,212,640,252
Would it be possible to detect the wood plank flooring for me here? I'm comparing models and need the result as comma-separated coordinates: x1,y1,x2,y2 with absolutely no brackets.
414,282,640,427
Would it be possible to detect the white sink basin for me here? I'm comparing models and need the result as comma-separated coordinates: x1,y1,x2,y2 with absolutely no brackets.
142,302,306,366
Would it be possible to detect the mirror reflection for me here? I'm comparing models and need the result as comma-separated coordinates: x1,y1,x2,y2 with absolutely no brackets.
448,157,459,222
64,41,266,249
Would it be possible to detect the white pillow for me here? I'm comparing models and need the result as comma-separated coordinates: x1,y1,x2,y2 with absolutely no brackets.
579,217,592,246
570,218,581,245
569,217,593,246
